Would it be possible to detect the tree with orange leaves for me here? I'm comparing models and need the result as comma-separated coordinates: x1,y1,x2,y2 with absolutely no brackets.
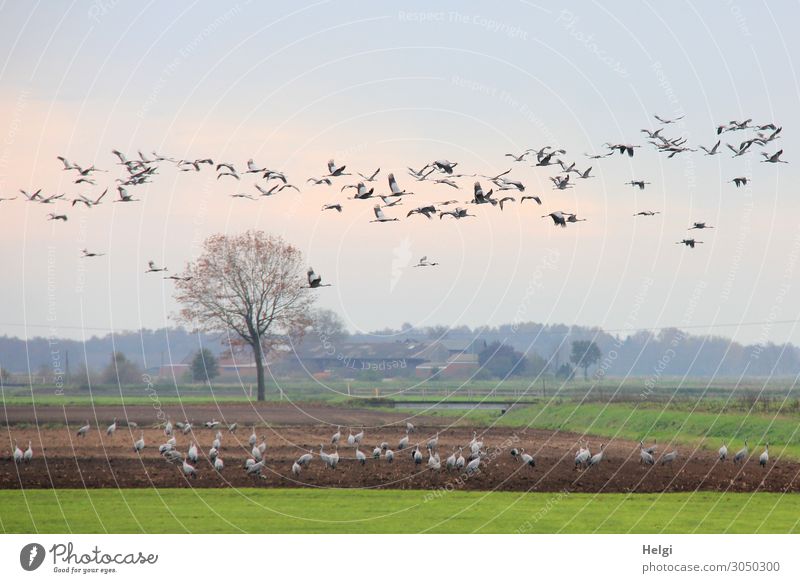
174,230,314,401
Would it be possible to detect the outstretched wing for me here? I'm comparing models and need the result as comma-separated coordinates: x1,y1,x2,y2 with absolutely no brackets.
388,173,400,194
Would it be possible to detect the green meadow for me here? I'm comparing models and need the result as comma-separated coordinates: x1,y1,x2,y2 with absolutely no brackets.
1,489,797,534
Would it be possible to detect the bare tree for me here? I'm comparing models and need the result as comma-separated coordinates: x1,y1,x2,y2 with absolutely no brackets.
174,231,314,401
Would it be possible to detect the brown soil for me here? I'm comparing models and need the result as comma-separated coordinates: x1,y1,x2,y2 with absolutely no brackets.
2,405,797,493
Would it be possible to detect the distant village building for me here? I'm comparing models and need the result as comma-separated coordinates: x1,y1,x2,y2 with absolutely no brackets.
157,338,480,381
286,340,425,378
413,339,480,379
157,351,259,380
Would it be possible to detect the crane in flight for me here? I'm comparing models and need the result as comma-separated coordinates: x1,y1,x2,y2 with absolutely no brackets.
370,205,399,223
307,268,332,288
414,256,439,267
676,239,703,248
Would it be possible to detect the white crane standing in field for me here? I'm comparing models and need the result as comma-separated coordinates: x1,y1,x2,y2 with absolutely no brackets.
331,426,341,445
760,444,769,468
427,448,441,471
575,443,591,468
291,461,302,476
76,421,91,437
469,433,484,456
182,458,197,479
133,433,145,453
427,432,439,452
355,446,366,466
398,431,410,451
446,449,458,470
639,446,655,465
660,450,678,465
588,444,605,467
246,460,265,478
164,419,173,436
106,418,117,437
456,448,466,470
734,440,749,464
13,441,23,464
718,443,728,461
252,443,263,462
469,443,483,461
23,441,33,463
640,439,657,455
188,442,198,464
372,445,381,459
520,448,535,467
296,450,314,467
214,457,224,472
249,427,258,448
385,448,394,463
328,447,340,469
22,441,33,464
319,444,331,467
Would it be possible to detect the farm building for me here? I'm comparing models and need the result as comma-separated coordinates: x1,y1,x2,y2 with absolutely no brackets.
157,338,481,380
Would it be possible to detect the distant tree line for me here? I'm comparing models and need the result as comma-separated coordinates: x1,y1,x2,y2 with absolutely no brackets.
0,328,221,373
4,318,800,382
356,322,800,378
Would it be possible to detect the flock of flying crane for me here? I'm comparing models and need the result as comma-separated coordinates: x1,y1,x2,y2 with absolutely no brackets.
10,418,771,483
0,113,787,280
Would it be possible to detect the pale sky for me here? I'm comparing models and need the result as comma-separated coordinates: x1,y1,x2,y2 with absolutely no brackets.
0,1,798,344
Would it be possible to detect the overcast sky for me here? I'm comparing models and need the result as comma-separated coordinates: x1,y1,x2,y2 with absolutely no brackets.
0,1,798,345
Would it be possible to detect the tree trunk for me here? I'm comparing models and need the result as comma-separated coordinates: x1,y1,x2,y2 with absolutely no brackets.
253,341,266,401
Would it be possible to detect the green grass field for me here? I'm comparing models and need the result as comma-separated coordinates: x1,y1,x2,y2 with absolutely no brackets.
1,489,798,534
5,376,799,406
